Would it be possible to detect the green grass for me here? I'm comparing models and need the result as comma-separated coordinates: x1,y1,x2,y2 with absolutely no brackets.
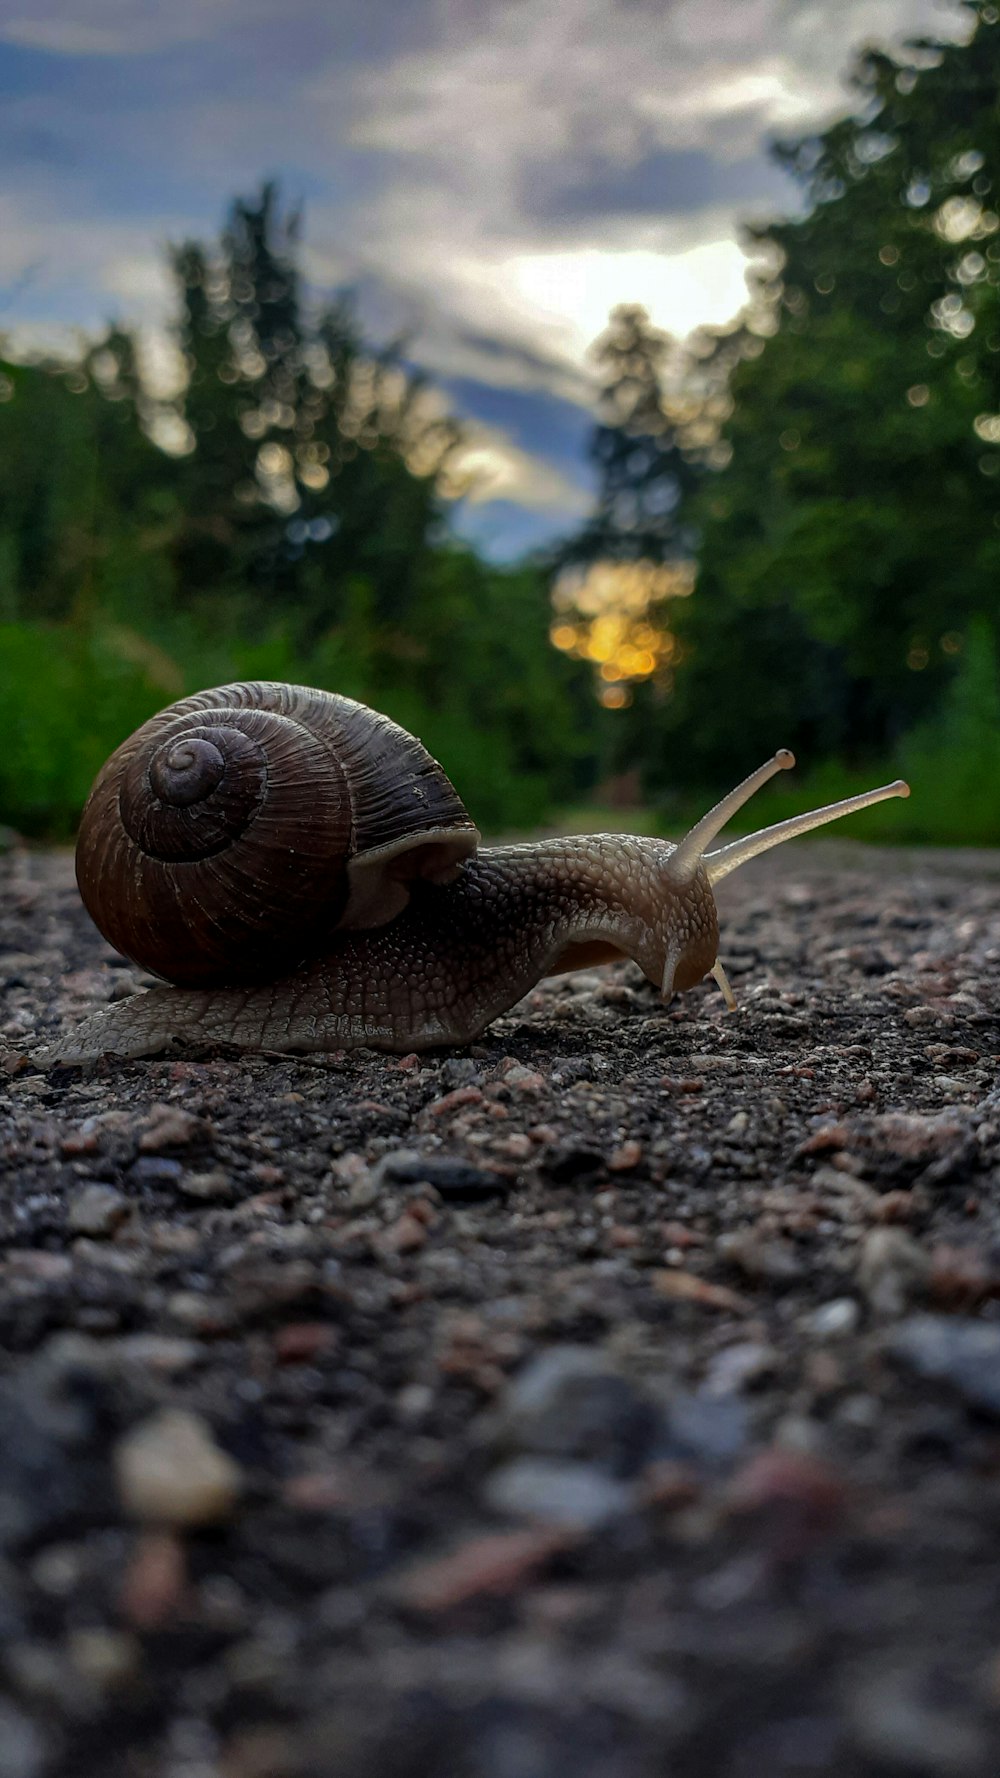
3,615,998,848
678,757,999,850
0,617,560,838
554,753,999,852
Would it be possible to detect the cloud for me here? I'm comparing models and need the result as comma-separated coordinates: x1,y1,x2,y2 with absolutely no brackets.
320,0,970,385
0,0,245,57
347,0,969,173
527,145,793,225
502,232,765,358
452,495,581,561
0,191,184,331
449,421,590,513
0,0,976,554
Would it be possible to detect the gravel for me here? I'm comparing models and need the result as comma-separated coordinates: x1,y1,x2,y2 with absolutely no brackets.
114,1406,245,1526
2,839,1000,1777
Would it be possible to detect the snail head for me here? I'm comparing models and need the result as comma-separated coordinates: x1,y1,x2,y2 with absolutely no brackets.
655,752,910,1010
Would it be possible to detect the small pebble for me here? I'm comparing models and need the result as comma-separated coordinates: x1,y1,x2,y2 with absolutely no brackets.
427,1085,483,1116
807,1298,861,1339
118,1532,189,1629
178,1169,234,1201
666,1391,749,1467
504,1065,546,1095
273,1322,338,1364
390,1525,576,1614
138,1104,208,1151
66,1627,139,1690
888,1315,1000,1418
653,1270,749,1313
847,1665,987,1773
608,1140,643,1171
67,1184,130,1238
719,1231,805,1284
439,1058,480,1087
484,1457,633,1529
704,1340,779,1394
379,1210,428,1254
114,1409,244,1526
371,1151,509,1199
130,1156,184,1186
728,1447,847,1553
347,1172,379,1207
0,1702,45,1778
858,1228,929,1317
495,1346,660,1475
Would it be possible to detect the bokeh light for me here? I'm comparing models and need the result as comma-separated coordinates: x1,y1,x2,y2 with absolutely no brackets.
550,557,693,708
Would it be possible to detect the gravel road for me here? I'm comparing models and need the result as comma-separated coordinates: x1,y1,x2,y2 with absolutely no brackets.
2,840,999,1778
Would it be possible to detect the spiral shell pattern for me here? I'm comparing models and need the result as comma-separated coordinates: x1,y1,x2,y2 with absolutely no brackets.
76,682,477,986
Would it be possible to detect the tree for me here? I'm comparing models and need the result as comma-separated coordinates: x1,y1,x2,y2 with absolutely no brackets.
651,0,1000,783
563,304,706,569
0,187,602,836
0,337,174,625
552,305,733,711
166,184,462,639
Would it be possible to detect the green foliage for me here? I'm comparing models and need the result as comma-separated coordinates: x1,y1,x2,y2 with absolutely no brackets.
0,548,591,836
0,185,598,837
624,1,1000,809
898,618,1000,843
164,184,461,638
5,0,1000,868
645,620,1000,849
0,340,170,624
0,621,177,836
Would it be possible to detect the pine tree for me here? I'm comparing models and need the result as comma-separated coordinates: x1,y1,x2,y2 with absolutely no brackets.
168,183,462,633
566,304,701,568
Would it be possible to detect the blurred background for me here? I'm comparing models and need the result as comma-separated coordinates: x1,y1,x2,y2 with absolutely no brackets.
0,0,997,844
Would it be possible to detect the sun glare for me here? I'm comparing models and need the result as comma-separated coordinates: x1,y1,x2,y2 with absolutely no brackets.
551,558,695,707
507,240,754,354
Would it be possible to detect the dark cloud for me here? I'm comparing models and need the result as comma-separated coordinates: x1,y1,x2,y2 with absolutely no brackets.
437,326,588,392
440,374,593,479
525,146,796,226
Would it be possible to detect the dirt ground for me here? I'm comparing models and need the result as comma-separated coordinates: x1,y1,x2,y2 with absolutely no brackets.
2,839,1000,1778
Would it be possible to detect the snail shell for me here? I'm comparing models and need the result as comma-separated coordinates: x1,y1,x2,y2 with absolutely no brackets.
75,681,479,986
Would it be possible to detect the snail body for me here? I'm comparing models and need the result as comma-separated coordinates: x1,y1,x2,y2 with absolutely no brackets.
46,682,909,1063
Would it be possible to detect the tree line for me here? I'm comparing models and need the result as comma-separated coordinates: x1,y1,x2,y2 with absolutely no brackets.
0,187,597,836
558,0,1000,840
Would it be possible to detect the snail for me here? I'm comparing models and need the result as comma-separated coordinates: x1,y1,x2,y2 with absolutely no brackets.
42,681,909,1063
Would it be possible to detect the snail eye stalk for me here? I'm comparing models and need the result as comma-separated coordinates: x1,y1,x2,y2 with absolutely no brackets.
667,758,910,1013
705,779,910,885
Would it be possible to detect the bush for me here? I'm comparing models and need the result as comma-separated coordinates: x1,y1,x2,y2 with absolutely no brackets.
896,619,1000,847
654,622,1000,850
0,604,593,839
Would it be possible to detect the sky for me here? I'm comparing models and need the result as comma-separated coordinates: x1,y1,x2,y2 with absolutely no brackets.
0,0,973,557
